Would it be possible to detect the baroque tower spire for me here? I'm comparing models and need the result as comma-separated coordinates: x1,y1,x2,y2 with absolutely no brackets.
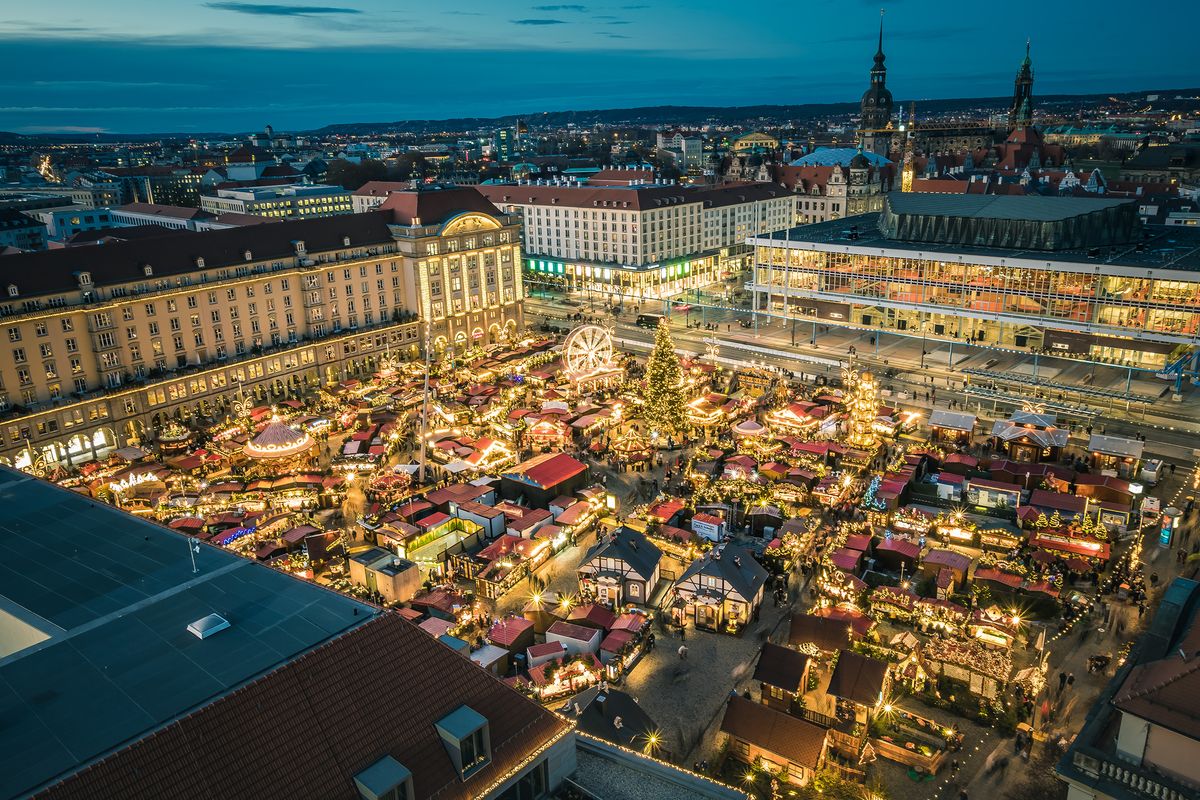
1009,38,1035,129
859,9,894,144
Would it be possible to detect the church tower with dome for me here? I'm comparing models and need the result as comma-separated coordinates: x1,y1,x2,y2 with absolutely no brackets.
859,12,895,156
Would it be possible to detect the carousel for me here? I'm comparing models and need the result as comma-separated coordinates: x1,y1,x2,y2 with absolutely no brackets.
242,417,318,476
608,424,653,465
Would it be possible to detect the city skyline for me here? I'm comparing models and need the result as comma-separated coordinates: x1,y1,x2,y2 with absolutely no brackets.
2,0,1196,133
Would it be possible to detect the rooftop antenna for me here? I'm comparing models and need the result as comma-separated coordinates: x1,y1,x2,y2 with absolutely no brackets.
188,537,201,574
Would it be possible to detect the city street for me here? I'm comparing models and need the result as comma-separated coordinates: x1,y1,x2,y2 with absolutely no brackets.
525,291,1200,463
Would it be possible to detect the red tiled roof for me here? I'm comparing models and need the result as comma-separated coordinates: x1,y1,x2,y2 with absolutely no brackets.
875,538,920,559
922,549,971,573
610,613,648,634
36,614,569,800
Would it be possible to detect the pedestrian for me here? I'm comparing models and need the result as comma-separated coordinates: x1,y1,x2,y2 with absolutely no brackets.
1067,672,1075,690
678,644,688,660
1170,462,1176,476
1058,671,1067,693
951,758,960,776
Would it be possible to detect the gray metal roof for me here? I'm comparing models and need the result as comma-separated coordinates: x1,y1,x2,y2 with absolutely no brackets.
883,193,1133,222
752,213,1200,273
1088,434,1144,460
928,409,977,432
0,469,374,799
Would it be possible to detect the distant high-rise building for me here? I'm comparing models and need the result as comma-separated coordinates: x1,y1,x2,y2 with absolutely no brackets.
1009,40,1035,129
494,128,515,163
858,12,894,155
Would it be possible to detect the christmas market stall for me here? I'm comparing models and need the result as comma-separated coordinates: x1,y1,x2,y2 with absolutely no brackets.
921,638,1012,699
927,409,977,447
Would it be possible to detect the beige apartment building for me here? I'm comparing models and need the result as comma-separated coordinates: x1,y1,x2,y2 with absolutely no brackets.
0,186,523,469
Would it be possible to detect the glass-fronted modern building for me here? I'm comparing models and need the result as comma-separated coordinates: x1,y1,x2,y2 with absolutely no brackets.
750,194,1200,371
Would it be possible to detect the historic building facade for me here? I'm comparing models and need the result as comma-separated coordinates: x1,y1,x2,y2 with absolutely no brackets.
774,148,893,224
0,186,523,468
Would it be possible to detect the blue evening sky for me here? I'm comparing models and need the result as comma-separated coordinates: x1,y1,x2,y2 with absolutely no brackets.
0,0,1194,133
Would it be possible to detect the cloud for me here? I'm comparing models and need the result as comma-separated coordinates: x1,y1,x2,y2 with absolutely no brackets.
604,33,630,39
511,18,568,25
607,20,631,25
204,3,361,16
533,4,587,9
621,4,648,8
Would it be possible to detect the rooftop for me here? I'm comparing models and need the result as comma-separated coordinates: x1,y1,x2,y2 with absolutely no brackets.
719,695,827,769
752,642,810,693
0,185,511,298
581,527,662,581
827,650,889,707
503,452,587,491
478,181,788,212
790,147,891,167
0,469,570,800
752,203,1200,274
0,469,372,798
788,612,852,652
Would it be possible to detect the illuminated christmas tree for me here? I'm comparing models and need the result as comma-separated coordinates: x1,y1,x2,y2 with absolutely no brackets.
842,361,880,449
643,318,686,436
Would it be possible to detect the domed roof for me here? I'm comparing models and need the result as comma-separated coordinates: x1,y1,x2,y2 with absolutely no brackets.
243,418,314,459
791,148,891,168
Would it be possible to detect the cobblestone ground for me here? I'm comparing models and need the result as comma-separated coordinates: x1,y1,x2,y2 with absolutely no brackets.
621,601,790,764
617,567,804,766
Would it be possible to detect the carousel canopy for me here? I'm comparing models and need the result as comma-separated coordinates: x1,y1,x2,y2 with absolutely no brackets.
243,419,314,460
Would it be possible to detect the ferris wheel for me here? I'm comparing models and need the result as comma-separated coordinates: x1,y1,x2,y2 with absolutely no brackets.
563,324,615,376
